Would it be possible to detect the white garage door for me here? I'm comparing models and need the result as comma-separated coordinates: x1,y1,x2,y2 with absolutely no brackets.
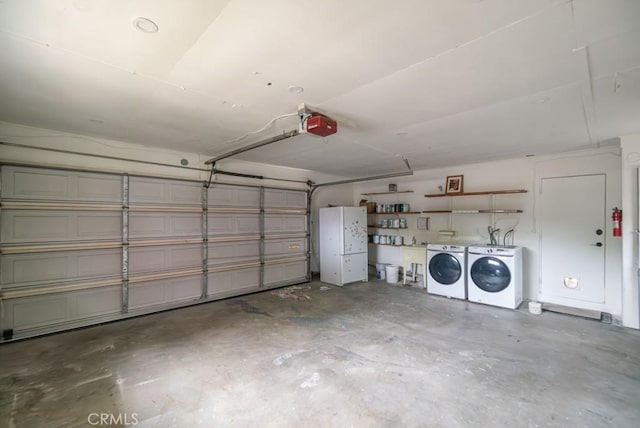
0,165,309,341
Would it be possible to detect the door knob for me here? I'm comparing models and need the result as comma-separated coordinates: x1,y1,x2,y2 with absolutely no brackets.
591,242,603,247
595,229,603,235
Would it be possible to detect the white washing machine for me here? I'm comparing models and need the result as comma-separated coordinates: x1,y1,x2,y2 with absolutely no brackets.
426,244,467,299
467,245,523,309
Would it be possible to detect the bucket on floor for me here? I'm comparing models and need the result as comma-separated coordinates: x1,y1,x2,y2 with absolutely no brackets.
529,301,542,315
376,263,390,280
385,265,400,283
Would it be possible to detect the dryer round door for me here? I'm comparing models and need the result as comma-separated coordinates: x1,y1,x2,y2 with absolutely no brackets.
470,256,511,292
428,253,462,285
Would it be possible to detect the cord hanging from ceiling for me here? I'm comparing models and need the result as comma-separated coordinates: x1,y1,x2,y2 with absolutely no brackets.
219,112,299,147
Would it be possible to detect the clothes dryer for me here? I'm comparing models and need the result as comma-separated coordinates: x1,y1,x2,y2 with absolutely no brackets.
467,245,523,309
426,244,467,299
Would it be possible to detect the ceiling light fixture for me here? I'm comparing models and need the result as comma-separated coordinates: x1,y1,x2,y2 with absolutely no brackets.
533,97,550,104
288,85,304,94
133,17,159,33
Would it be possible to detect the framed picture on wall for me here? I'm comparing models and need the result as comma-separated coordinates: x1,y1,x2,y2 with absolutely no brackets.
445,175,464,194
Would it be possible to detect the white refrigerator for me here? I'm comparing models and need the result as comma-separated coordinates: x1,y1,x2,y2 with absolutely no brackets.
319,206,368,286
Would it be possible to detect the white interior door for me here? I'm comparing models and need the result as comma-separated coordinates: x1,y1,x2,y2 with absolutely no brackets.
540,174,606,305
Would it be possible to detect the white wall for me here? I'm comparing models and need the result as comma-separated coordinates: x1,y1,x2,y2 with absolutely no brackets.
620,134,640,329
354,147,626,324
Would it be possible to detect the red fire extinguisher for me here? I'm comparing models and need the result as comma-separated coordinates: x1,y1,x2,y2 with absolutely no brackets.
612,207,622,237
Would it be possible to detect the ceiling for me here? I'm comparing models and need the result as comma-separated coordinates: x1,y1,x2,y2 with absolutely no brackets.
0,0,639,177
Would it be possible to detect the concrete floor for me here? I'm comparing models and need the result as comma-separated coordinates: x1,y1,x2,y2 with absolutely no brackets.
1,279,640,428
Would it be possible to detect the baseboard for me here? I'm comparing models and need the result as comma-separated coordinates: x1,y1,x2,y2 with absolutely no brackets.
542,302,602,320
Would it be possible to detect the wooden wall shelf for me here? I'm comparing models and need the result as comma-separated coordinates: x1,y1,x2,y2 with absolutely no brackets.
369,211,421,215
362,190,414,195
424,189,527,197
422,209,523,214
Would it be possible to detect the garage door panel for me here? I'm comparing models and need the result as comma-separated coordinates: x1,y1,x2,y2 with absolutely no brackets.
236,216,260,233
1,249,121,287
12,171,69,200
13,295,69,329
77,251,121,277
129,212,201,239
207,215,233,234
1,253,67,286
264,215,307,233
129,215,165,237
5,213,67,242
77,214,122,239
75,287,121,317
1,166,121,202
129,177,202,205
264,189,307,209
172,215,202,236
208,214,259,234
207,268,260,296
264,238,307,257
1,211,121,243
208,185,259,207
130,180,165,201
264,261,307,287
129,275,201,310
2,286,121,333
129,244,201,274
235,188,261,206
77,176,121,201
208,241,260,263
